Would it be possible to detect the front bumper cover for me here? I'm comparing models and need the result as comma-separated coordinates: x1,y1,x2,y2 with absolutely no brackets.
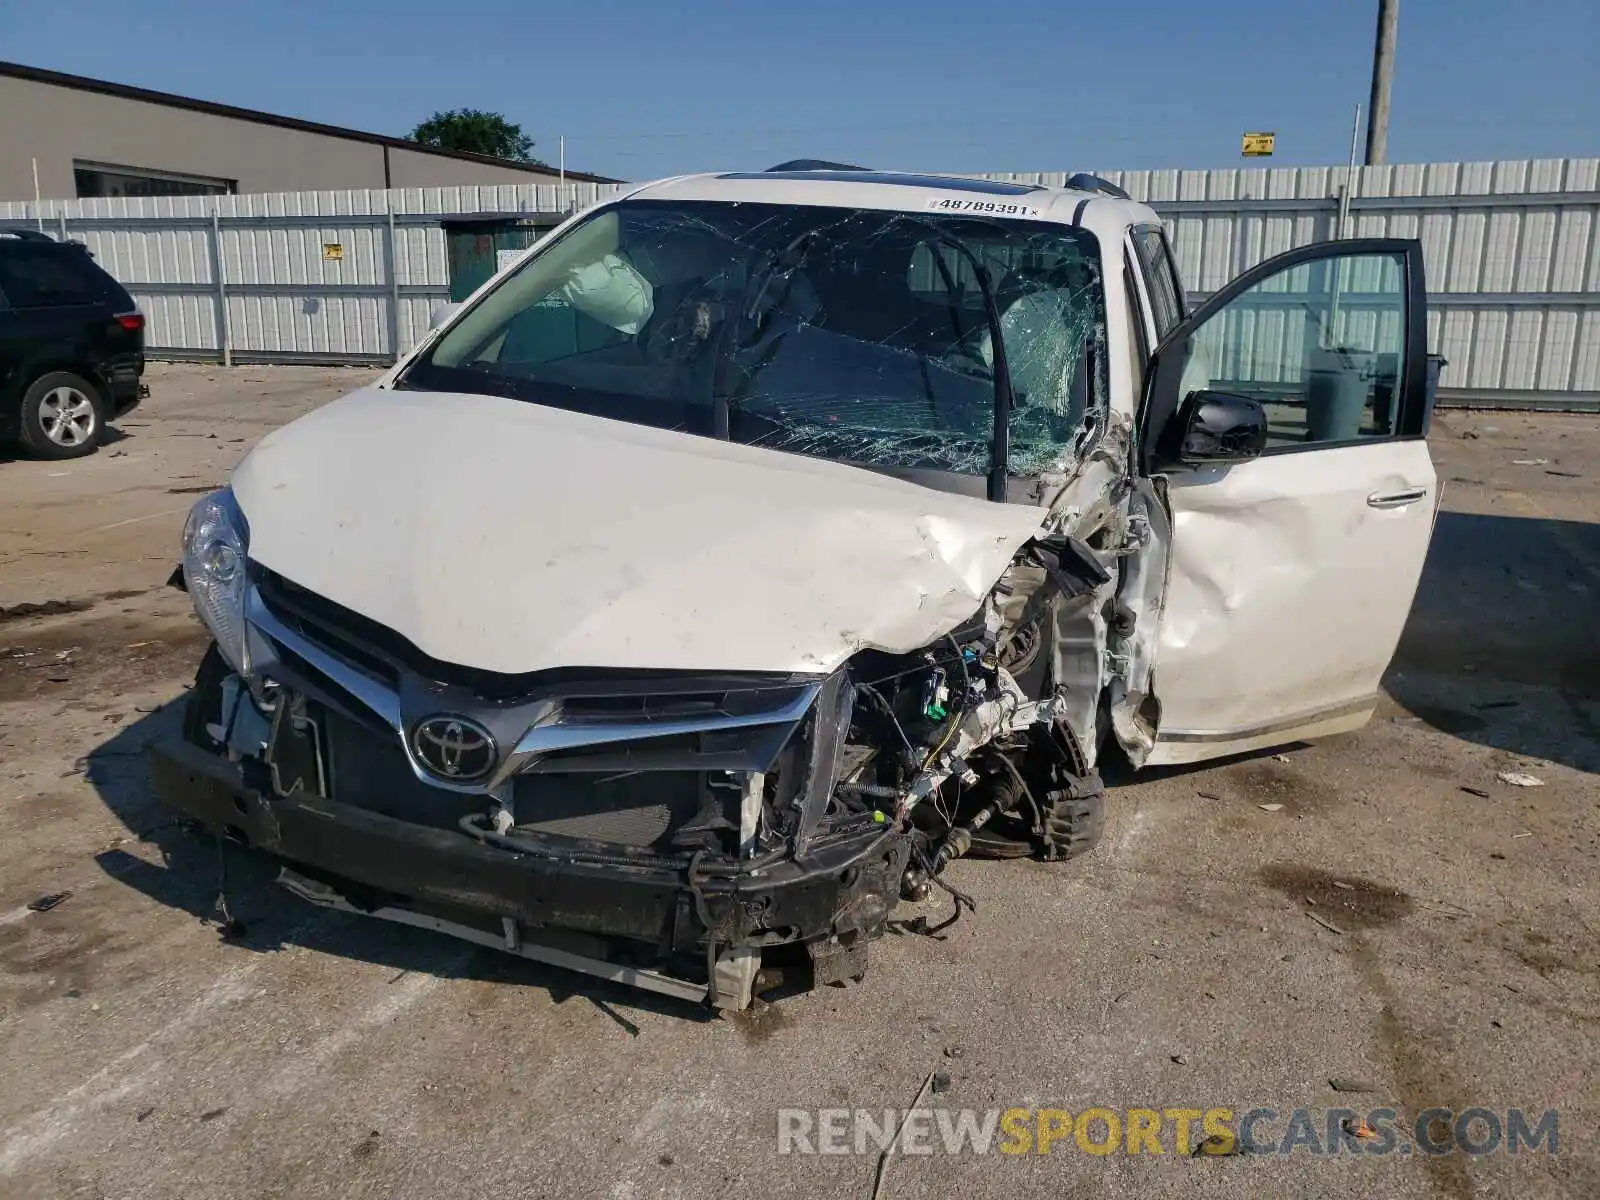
149,734,906,1005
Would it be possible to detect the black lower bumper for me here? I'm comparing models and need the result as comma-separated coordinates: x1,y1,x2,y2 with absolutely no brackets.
148,735,905,957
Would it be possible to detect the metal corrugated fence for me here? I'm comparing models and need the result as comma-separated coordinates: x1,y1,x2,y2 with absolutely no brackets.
3,160,1597,408
983,160,1600,410
0,182,622,366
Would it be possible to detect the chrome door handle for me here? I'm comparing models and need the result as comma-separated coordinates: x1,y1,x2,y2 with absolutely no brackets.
1367,487,1428,508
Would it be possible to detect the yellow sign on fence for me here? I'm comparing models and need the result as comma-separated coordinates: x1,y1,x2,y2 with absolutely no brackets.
1241,132,1276,157
322,243,344,261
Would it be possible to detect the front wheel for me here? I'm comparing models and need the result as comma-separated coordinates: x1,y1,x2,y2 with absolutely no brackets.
967,721,1106,861
17,371,107,459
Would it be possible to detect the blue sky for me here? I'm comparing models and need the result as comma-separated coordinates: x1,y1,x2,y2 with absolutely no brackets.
9,0,1597,180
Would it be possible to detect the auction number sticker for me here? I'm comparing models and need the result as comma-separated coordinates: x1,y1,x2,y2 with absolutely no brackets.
925,197,1043,218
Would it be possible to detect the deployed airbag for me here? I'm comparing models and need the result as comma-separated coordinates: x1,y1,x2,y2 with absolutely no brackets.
561,254,654,335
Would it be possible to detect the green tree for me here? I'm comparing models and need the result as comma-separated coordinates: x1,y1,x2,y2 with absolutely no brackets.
408,109,541,162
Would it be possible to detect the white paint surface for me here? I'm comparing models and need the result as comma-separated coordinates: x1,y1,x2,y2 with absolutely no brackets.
1147,439,1437,765
232,387,1049,675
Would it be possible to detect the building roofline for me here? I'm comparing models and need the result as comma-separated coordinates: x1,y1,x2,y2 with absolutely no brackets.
0,60,620,185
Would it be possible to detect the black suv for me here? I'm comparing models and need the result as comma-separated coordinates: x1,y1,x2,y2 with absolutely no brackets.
1,227,146,459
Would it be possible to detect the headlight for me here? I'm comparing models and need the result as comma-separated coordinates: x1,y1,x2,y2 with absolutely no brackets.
182,488,251,675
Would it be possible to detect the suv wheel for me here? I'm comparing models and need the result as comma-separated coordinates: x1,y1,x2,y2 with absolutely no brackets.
18,371,106,459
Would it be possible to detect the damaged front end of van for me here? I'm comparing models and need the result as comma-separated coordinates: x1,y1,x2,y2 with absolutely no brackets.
150,186,1140,1008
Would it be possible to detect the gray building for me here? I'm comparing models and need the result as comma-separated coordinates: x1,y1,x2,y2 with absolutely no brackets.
0,61,613,202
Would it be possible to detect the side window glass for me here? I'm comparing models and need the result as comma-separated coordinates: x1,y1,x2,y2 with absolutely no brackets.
498,269,636,367
1186,251,1408,449
1133,229,1183,338
0,248,101,308
1152,232,1185,323
433,211,643,371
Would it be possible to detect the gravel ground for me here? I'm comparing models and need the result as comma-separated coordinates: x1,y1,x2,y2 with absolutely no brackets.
1,364,1596,1199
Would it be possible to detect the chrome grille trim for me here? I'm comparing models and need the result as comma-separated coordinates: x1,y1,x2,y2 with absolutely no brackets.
502,684,821,781
246,586,403,732
242,582,820,795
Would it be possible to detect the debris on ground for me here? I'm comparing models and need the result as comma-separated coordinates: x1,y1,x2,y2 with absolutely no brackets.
1342,1116,1382,1141
26,892,72,912
1193,1133,1241,1157
931,1071,952,1094
1306,911,1346,936
1258,803,1284,813
1460,786,1491,798
1197,791,1222,801
871,1070,937,1200
1170,1054,1187,1065
1496,770,1545,788
1545,469,1581,478
1511,458,1549,466
1417,900,1475,917
1329,1077,1376,1093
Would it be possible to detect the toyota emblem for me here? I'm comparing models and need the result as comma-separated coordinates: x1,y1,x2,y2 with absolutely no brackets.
411,715,497,782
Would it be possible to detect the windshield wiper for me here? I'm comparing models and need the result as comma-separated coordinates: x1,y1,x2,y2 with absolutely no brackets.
908,221,1014,502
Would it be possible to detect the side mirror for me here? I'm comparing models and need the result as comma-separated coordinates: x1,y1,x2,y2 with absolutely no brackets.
1161,390,1268,467
428,302,461,331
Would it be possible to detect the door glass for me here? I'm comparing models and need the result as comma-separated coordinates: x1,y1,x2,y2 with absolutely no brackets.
1133,229,1183,337
1185,251,1407,449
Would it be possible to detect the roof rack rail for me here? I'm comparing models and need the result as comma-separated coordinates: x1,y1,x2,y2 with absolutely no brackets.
765,159,870,172
1065,173,1131,200
0,226,57,242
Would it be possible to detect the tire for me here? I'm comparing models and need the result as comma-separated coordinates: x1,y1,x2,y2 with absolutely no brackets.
17,371,107,459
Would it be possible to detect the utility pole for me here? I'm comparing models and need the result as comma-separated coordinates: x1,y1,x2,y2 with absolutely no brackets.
1364,0,1399,165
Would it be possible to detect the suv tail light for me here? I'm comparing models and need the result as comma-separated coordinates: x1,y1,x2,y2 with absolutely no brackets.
115,312,145,332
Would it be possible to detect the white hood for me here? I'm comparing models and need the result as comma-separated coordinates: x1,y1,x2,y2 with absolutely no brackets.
231,388,1048,675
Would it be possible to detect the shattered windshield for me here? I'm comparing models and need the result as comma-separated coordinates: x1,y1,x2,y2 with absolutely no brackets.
404,200,1105,479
